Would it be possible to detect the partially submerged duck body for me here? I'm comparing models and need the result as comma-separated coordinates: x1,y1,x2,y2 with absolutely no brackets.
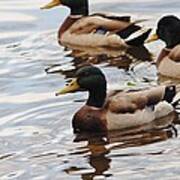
59,14,150,48
147,15,180,79
41,0,151,48
56,66,179,133
73,88,175,132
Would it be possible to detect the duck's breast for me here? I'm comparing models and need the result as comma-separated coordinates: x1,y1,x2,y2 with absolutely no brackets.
72,106,107,132
158,57,180,78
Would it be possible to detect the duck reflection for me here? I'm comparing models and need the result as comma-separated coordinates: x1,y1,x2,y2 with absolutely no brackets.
83,137,112,179
64,134,112,179
64,112,177,179
46,45,152,78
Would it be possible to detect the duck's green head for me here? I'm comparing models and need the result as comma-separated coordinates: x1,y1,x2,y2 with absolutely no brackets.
147,15,180,48
41,0,89,16
56,66,107,107
56,66,106,95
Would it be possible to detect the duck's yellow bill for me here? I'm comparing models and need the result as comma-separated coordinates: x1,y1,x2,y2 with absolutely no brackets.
56,78,80,96
41,0,61,9
146,34,159,43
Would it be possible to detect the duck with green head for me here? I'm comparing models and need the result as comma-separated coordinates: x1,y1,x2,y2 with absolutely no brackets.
56,66,179,133
41,0,151,48
147,15,180,79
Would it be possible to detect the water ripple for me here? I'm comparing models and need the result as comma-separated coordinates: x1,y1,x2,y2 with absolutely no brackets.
0,0,180,179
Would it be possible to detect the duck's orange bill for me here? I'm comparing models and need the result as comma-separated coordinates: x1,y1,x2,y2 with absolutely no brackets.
56,78,80,96
41,0,61,9
146,34,159,43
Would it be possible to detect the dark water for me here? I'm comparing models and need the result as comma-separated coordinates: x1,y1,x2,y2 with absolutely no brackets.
1,0,180,179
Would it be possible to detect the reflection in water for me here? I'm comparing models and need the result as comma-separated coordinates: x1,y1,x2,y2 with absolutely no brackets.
82,145,112,179
46,45,152,79
65,137,112,179
64,122,174,180
1,0,180,179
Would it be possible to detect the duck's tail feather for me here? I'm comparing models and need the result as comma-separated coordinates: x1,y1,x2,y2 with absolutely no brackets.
117,18,149,46
124,28,152,46
132,19,149,25
172,99,180,108
172,96,180,114
117,24,141,39
163,85,176,103
162,85,180,114
161,85,180,126
168,84,180,114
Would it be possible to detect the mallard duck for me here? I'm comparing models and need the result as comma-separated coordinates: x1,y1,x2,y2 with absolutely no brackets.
41,0,151,48
56,66,179,133
147,15,180,79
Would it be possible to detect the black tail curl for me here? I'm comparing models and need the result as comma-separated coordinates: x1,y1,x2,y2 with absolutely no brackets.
172,98,180,114
125,29,152,46
163,85,180,114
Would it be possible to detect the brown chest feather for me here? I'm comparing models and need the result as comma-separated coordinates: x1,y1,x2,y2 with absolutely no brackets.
169,45,180,62
72,106,107,133
58,16,80,39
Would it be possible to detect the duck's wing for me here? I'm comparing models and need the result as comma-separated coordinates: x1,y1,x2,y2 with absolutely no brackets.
169,45,180,62
106,85,176,114
68,14,150,46
69,15,136,34
91,13,131,22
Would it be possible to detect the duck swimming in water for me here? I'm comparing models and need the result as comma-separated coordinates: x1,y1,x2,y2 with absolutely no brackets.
147,15,180,79
56,66,179,133
41,0,151,48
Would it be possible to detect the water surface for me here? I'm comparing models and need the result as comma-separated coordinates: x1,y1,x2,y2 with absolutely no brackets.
0,0,180,179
